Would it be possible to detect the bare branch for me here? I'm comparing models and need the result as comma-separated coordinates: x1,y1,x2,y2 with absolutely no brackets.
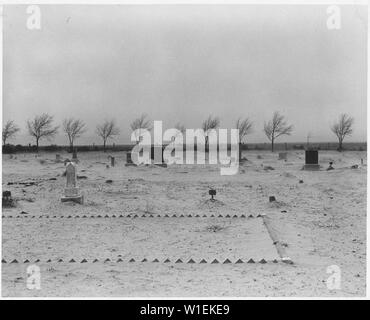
331,113,354,151
263,111,293,151
2,120,20,145
202,115,220,136
96,120,119,141
27,113,59,150
63,118,86,148
130,114,152,142
96,120,119,151
236,117,253,143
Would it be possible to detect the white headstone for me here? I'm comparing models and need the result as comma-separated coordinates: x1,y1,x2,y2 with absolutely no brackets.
61,162,83,204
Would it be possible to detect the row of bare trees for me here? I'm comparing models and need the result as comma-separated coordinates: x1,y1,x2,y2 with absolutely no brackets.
2,114,119,153
2,112,355,152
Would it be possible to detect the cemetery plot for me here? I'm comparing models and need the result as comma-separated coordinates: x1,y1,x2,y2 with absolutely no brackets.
2,150,366,296
2,216,279,263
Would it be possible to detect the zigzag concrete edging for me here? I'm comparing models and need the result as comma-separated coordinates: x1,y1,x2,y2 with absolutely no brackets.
1,257,284,265
2,214,262,219
261,214,293,264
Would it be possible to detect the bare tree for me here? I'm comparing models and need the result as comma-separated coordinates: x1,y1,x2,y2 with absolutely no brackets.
331,113,354,151
27,113,59,152
172,122,186,142
130,114,152,143
236,117,253,143
96,120,119,152
202,115,220,147
63,118,86,152
2,120,20,145
236,117,253,160
263,112,293,152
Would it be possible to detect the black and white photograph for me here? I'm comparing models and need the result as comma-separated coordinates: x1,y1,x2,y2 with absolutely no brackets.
0,1,367,300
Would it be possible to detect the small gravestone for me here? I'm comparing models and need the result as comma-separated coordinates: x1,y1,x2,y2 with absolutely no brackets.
126,152,132,163
125,151,138,166
278,152,287,160
110,156,115,167
269,196,276,202
2,191,15,208
151,145,165,165
61,162,84,204
55,154,61,162
303,150,320,170
209,189,216,201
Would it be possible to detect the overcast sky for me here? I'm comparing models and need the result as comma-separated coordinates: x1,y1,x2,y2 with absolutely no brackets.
3,5,367,145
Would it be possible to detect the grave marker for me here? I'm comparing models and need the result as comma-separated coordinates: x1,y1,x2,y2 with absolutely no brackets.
209,189,216,201
61,162,84,204
303,150,320,170
151,145,166,166
125,151,137,166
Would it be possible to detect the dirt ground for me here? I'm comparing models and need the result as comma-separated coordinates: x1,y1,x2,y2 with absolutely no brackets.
1,150,366,297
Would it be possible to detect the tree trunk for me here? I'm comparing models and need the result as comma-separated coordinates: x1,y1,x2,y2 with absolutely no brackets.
69,142,73,153
271,138,274,152
205,136,209,153
103,140,106,152
338,139,343,152
239,142,242,162
36,138,39,153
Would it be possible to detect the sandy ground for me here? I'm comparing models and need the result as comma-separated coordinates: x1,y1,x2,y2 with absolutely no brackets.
1,150,366,297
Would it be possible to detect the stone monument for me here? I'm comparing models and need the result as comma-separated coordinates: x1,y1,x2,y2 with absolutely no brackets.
125,151,139,166
303,150,320,170
61,162,84,204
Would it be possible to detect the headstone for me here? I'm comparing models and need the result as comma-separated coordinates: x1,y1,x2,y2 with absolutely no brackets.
151,145,165,165
278,152,287,160
303,150,320,170
126,151,132,163
2,191,14,207
110,156,115,167
55,154,61,162
209,189,216,201
125,151,138,166
61,162,84,204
